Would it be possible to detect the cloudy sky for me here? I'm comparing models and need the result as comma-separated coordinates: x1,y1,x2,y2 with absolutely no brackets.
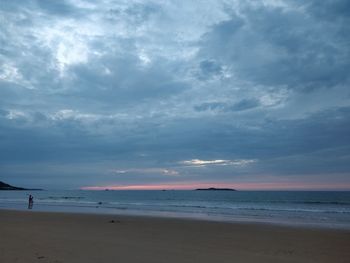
1,0,350,190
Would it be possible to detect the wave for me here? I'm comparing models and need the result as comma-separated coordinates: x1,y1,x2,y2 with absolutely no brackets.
251,200,350,205
234,207,350,214
2,197,350,215
0,196,350,214
43,196,85,200
103,202,350,215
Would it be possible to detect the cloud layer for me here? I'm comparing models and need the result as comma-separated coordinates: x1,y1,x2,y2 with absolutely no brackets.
1,0,349,189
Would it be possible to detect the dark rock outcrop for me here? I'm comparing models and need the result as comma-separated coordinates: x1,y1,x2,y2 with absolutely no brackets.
0,181,26,190
0,181,41,190
195,187,236,191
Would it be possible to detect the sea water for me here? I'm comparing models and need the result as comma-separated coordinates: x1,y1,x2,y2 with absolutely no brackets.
1,190,349,229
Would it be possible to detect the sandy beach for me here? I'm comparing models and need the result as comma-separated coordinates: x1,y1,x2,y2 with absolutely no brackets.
1,210,349,263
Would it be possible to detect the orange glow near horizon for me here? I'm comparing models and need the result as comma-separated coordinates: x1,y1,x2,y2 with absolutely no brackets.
81,182,350,191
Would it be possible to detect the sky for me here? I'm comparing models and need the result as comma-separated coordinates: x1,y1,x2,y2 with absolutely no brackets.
0,0,350,190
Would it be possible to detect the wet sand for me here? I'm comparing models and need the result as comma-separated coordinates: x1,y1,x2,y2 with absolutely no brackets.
1,209,349,263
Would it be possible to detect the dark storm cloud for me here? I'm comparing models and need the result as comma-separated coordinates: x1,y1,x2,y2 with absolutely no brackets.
229,99,260,112
194,99,260,112
197,60,223,80
67,55,188,106
1,0,349,189
35,0,79,16
199,1,350,91
123,2,161,23
305,0,350,20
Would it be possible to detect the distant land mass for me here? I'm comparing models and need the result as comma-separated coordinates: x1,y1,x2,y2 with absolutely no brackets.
0,181,41,190
195,187,236,191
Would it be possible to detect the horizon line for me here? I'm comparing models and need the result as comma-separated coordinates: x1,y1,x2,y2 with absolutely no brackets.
80,182,350,191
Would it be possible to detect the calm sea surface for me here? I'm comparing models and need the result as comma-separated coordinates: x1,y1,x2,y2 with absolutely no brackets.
1,190,349,229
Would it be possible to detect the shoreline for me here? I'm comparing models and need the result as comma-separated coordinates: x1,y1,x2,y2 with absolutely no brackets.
1,204,350,230
0,207,343,231
3,208,350,234
1,209,350,263
1,190,350,231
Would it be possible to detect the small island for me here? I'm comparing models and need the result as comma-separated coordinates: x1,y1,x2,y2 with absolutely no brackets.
195,187,236,191
0,181,41,191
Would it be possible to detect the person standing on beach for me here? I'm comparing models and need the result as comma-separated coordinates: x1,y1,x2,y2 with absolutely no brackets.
28,194,33,209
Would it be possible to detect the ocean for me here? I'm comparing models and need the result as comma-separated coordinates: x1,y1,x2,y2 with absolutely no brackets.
1,190,349,229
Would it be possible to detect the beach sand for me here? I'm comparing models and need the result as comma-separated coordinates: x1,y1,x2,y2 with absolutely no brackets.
1,210,349,263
